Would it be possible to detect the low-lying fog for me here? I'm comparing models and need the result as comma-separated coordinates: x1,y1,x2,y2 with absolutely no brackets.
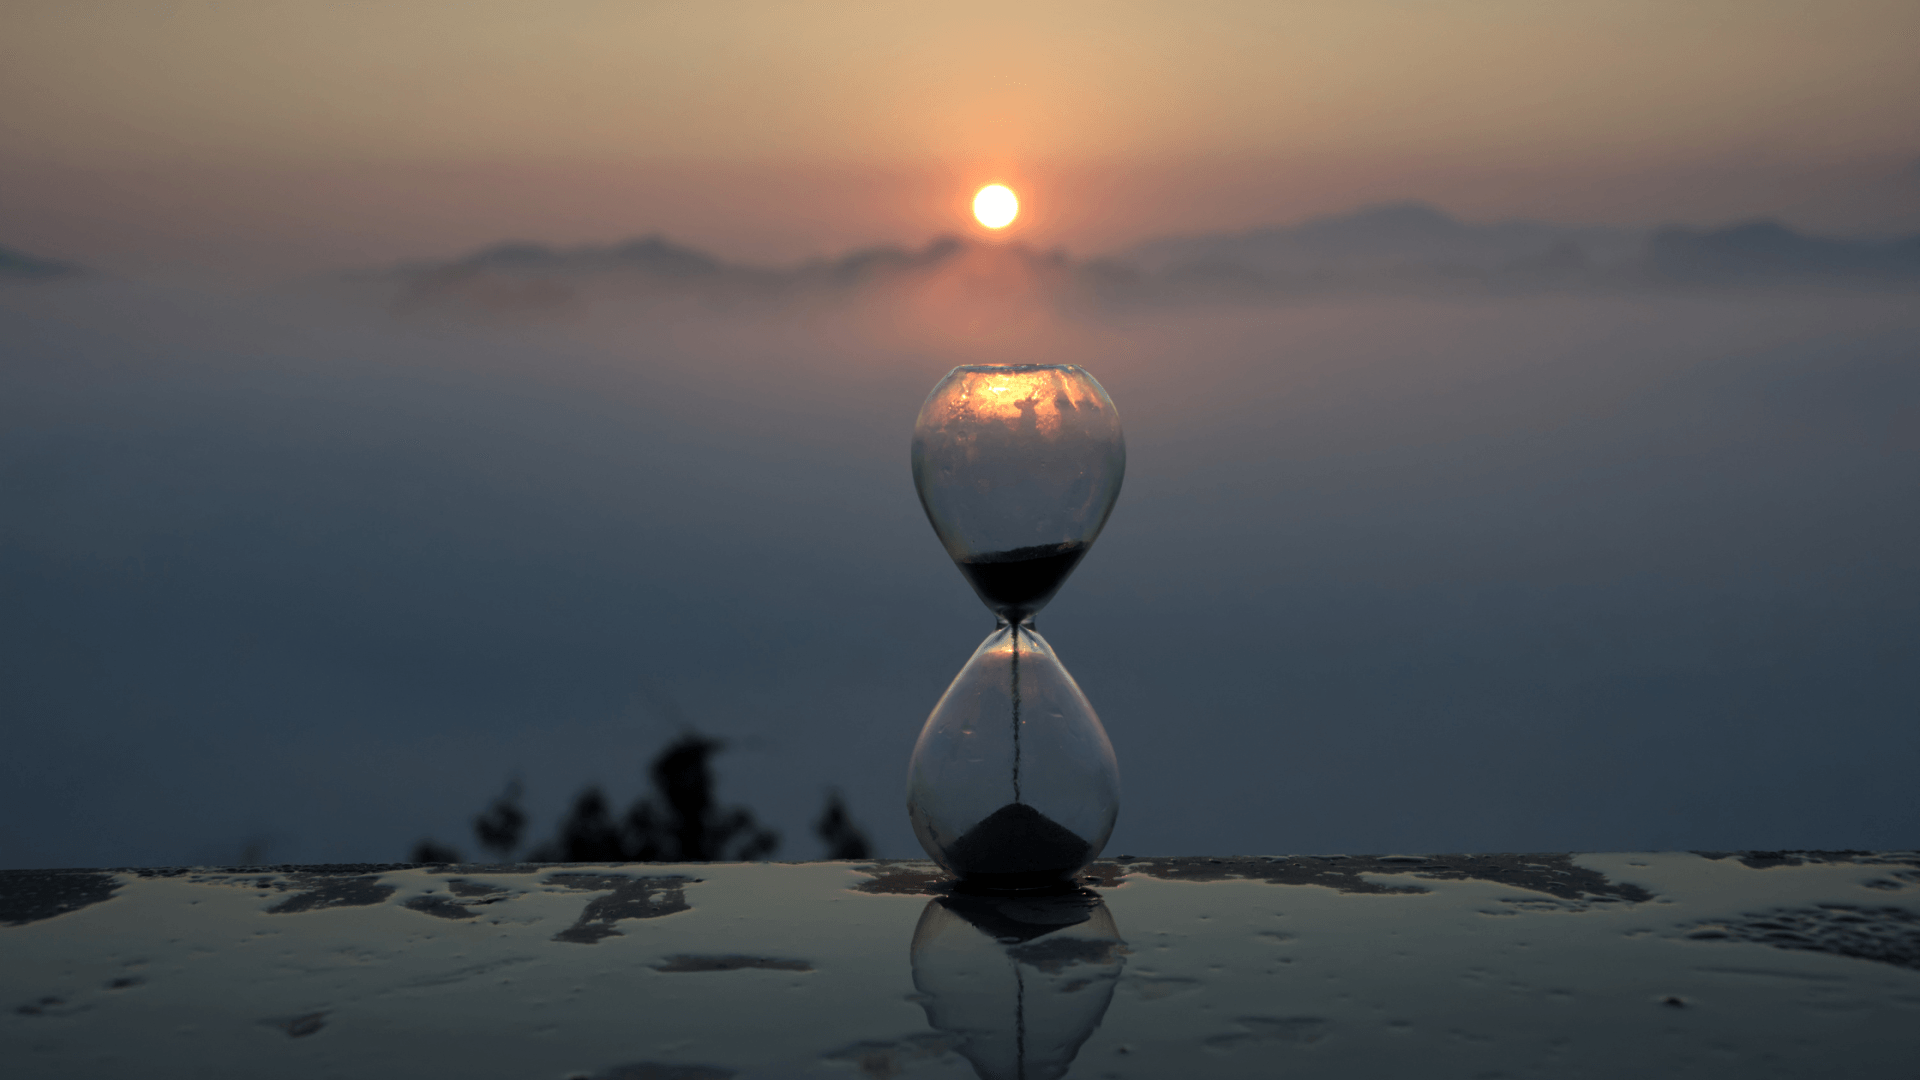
2,265,1915,868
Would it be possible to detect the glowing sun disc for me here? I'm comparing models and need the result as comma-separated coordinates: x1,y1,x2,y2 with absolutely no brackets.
973,185,1019,229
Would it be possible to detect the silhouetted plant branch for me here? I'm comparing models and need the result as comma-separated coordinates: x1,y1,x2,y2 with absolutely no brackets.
816,789,872,860
473,780,527,858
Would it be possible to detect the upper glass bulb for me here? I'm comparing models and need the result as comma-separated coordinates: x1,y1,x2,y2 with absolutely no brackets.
911,364,1125,623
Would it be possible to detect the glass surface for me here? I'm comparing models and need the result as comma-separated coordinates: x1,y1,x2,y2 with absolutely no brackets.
908,624,1121,889
911,364,1125,623
908,363,1126,889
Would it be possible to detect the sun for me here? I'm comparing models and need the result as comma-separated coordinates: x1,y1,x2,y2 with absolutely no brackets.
972,185,1019,229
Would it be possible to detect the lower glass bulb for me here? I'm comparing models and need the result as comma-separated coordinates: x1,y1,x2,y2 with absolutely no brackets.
907,623,1119,889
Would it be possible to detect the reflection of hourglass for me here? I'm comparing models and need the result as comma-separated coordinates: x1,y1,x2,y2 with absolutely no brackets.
910,891,1126,1080
908,364,1124,890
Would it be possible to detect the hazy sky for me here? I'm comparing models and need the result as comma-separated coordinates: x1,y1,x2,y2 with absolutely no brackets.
4,0,1918,276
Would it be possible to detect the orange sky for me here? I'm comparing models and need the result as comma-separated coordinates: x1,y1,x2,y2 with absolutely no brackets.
3,0,1916,277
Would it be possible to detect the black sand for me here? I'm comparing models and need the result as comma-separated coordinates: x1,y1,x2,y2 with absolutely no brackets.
945,803,1094,890
956,542,1089,621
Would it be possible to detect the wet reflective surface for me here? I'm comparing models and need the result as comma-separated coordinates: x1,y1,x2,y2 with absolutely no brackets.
912,890,1125,1080
3,852,1918,1078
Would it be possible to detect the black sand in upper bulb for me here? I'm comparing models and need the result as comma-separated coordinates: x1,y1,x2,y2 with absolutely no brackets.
944,803,1095,891
956,542,1089,621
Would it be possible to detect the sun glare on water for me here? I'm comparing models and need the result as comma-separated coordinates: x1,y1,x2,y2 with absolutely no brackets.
973,185,1019,229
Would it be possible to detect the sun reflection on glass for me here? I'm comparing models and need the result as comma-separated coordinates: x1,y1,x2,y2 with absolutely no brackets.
937,366,1110,437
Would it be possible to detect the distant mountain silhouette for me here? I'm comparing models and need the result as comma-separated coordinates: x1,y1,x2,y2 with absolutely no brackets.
1127,205,1920,292
368,208,1920,318
388,234,751,315
0,245,85,280
1645,221,1920,284
383,233,1077,317
1124,202,1647,277
459,236,728,278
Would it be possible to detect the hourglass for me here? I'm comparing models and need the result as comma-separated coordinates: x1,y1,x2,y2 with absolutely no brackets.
908,364,1124,890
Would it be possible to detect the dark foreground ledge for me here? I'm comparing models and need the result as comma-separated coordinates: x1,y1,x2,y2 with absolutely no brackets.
3,852,1916,1079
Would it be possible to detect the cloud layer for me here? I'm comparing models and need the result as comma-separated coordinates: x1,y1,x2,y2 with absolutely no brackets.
2,250,1916,868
